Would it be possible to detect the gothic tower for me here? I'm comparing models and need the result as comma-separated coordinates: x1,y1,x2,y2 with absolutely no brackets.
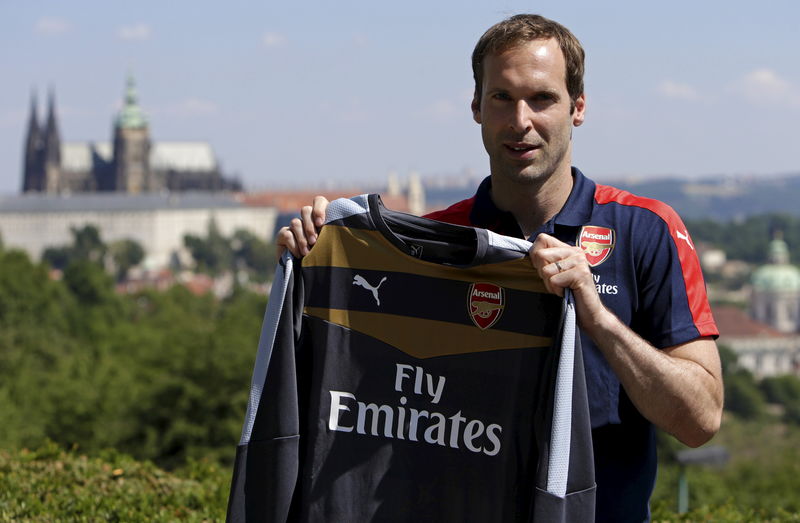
42,89,62,192
22,91,43,192
112,75,151,193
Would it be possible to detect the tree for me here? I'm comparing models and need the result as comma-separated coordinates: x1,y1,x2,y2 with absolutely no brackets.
71,225,106,263
109,239,145,281
231,229,276,282
183,219,233,276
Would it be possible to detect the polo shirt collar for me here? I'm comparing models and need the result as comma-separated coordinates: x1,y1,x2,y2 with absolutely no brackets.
469,167,596,241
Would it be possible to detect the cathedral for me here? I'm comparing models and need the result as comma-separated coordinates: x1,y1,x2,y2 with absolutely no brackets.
22,76,241,194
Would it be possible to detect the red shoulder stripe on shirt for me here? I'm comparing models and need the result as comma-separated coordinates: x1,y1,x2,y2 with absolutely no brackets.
594,184,718,338
423,197,476,226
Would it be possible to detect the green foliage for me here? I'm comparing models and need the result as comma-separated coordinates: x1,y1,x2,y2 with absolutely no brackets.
685,213,800,264
232,229,276,283
183,219,232,276
184,223,276,282
0,443,228,521
761,375,800,425
724,370,767,419
41,224,145,282
653,417,800,519
0,246,266,469
718,343,768,420
761,375,800,405
109,238,145,281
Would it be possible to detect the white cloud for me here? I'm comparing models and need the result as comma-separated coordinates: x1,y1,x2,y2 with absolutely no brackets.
740,69,790,98
263,32,287,48
657,80,700,101
117,24,152,41
733,69,800,107
35,17,70,36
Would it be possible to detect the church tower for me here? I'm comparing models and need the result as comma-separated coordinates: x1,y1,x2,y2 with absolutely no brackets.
42,89,62,192
22,91,43,192
112,75,151,193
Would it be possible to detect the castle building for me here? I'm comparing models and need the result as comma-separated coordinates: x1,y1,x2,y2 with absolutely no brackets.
22,76,241,194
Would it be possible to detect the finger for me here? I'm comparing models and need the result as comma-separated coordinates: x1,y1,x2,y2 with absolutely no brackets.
300,206,318,246
530,245,584,272
288,217,310,256
312,196,330,228
275,227,297,258
532,232,570,249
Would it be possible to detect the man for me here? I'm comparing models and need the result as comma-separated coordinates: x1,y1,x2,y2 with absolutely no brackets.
277,14,723,522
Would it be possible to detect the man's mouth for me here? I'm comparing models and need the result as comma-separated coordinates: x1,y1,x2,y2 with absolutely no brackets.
504,142,540,157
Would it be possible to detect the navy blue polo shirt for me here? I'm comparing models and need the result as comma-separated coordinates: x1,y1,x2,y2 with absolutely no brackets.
426,167,718,523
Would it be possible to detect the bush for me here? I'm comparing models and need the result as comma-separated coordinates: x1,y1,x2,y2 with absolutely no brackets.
0,443,229,521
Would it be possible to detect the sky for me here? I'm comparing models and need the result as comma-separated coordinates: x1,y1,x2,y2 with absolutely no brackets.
1,1,799,195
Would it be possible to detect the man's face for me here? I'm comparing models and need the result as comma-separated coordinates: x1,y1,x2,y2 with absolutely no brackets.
473,38,585,186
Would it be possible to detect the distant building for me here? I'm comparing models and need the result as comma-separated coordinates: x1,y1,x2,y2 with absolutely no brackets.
750,235,800,333
714,305,800,378
22,76,241,194
0,192,276,270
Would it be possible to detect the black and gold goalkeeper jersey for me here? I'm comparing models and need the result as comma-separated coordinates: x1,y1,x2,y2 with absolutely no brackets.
227,194,595,523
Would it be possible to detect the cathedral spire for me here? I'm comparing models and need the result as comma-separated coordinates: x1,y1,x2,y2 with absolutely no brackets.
43,86,61,166
22,89,42,192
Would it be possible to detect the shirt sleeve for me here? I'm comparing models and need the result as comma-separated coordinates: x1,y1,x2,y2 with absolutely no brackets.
632,206,718,349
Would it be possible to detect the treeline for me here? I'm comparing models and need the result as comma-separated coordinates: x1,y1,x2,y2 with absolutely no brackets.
41,221,276,283
0,242,265,469
685,213,800,264
721,345,800,424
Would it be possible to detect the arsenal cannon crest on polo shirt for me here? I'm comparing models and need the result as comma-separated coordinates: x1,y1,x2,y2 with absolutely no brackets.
578,226,615,267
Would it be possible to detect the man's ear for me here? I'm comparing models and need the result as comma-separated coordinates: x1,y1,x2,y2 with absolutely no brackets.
572,93,586,127
472,93,482,124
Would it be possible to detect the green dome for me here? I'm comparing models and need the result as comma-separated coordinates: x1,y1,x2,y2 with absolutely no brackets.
115,75,147,129
752,238,800,291
752,264,800,292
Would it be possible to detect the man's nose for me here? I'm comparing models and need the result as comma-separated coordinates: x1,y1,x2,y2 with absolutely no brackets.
509,101,534,133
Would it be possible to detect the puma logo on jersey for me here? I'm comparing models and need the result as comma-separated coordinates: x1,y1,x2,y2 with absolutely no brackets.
353,275,388,306
676,229,694,250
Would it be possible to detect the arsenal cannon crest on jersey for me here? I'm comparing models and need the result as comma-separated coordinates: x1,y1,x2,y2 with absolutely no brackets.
468,282,505,330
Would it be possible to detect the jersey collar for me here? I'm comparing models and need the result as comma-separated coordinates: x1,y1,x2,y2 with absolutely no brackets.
469,167,597,242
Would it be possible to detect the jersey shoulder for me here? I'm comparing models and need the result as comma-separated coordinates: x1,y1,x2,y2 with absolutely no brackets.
594,183,687,231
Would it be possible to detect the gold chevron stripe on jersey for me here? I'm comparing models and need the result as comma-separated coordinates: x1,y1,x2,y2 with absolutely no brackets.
303,225,548,294
304,307,552,358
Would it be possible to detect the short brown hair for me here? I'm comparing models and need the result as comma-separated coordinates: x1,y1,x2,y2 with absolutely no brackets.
472,14,585,107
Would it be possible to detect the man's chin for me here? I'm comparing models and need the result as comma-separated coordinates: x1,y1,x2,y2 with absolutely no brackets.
493,168,549,186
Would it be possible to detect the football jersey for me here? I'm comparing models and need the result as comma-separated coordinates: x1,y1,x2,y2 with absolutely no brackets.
227,194,596,522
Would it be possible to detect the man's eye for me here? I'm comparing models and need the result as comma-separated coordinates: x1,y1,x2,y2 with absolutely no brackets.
532,93,557,104
492,93,511,101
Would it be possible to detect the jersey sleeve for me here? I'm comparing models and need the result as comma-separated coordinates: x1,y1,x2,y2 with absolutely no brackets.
594,184,718,348
633,203,718,348
227,252,303,523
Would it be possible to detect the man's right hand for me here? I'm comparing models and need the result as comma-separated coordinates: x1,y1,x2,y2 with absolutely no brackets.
275,196,330,257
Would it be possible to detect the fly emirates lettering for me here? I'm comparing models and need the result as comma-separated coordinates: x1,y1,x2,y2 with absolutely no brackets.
328,363,502,456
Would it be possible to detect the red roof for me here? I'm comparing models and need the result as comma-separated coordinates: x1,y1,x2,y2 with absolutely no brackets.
712,305,788,338
240,191,410,214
